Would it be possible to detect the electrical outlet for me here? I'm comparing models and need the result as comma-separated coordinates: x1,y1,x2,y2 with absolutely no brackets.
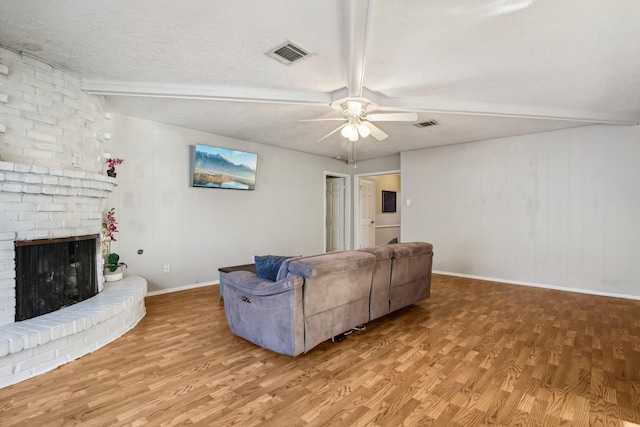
163,264,170,273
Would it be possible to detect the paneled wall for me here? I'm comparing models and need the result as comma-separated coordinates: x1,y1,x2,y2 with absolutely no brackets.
402,124,640,298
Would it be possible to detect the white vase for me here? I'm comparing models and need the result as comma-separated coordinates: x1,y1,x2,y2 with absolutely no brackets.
104,266,124,282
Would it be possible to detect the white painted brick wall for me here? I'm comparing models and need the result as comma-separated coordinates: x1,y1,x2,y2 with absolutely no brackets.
0,45,139,388
0,46,117,327
0,45,105,173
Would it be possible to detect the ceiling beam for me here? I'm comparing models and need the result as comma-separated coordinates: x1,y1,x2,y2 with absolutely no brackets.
83,78,639,125
377,96,640,126
81,79,332,106
345,0,373,99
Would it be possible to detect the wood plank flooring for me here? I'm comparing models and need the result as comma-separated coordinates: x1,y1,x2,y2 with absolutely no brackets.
1,274,639,426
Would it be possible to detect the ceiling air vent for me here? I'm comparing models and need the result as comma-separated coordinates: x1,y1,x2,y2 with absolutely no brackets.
414,120,439,128
266,41,310,65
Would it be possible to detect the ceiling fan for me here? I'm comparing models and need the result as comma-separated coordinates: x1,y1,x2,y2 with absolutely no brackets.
300,99,417,142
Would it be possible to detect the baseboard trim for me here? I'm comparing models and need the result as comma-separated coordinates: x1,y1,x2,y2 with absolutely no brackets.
433,270,640,301
146,281,219,297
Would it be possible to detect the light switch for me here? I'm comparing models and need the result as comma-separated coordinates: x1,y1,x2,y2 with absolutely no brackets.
406,199,411,206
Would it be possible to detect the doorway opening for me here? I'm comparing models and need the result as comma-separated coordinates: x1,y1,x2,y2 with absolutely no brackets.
324,172,351,252
354,171,401,249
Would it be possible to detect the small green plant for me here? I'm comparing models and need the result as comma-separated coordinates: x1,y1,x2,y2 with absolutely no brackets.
106,252,127,272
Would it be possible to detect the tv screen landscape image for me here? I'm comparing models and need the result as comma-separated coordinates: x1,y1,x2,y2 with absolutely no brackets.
192,144,258,190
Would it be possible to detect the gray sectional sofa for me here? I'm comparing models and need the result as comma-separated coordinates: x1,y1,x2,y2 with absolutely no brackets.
222,242,433,356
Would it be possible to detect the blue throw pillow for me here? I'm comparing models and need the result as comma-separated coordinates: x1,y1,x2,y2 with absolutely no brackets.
254,255,293,281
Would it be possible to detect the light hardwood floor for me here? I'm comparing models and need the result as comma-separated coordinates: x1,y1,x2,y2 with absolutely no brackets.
0,274,639,426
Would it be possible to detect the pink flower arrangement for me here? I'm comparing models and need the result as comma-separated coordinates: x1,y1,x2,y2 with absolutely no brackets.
105,158,124,170
104,208,119,241
102,208,119,256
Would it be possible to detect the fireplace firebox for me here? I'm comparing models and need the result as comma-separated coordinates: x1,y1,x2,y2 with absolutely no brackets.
15,235,99,322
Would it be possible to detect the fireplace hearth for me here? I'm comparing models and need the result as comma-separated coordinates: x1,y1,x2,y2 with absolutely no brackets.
15,235,98,322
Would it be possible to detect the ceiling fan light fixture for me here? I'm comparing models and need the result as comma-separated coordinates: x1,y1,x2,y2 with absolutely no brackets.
345,101,364,117
305,98,409,143
341,123,358,139
357,123,370,138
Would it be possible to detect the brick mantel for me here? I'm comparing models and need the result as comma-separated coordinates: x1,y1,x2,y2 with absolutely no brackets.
0,160,116,202
0,160,115,200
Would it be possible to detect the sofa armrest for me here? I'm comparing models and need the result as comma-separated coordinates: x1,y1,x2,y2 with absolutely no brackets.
225,271,303,296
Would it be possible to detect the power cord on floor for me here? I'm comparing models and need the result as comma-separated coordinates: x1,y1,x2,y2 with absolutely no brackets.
330,325,366,342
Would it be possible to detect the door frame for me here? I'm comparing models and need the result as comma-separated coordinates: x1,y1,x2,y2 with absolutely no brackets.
323,171,351,252
353,169,401,249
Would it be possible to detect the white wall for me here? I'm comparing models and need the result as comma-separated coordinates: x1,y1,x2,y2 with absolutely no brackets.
353,155,400,174
107,114,352,292
402,124,640,298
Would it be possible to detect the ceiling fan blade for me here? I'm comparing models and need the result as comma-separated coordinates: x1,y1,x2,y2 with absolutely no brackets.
362,121,388,141
366,112,418,122
318,124,348,142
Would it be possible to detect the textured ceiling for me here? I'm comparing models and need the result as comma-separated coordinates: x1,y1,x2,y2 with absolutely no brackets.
1,0,639,161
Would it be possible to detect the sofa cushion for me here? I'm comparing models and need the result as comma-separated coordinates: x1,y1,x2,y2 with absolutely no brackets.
358,245,393,260
254,255,294,281
388,242,433,259
288,251,374,279
288,251,375,318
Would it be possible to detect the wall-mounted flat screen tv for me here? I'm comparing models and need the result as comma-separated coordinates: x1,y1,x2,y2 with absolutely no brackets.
192,144,258,190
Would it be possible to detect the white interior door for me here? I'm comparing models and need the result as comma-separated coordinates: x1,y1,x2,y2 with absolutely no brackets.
326,177,345,252
359,178,375,248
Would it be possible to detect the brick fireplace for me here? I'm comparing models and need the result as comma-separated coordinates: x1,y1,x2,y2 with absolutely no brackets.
0,163,116,321
0,162,147,389
0,46,146,388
